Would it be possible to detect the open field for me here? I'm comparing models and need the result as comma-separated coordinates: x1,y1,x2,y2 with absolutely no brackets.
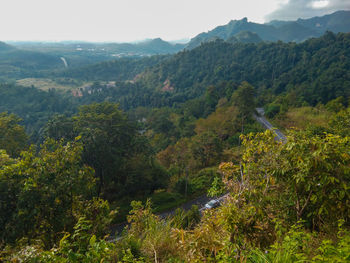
16,78,90,92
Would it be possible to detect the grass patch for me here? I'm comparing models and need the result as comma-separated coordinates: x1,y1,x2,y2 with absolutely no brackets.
274,106,332,131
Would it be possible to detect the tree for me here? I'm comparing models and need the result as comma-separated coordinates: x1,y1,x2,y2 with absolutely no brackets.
72,102,136,197
325,96,346,113
329,107,350,136
231,82,255,137
191,131,223,168
0,112,28,157
45,102,167,200
0,139,96,246
220,130,350,230
195,105,239,140
43,114,75,142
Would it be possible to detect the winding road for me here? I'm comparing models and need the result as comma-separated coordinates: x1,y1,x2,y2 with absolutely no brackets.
109,107,287,239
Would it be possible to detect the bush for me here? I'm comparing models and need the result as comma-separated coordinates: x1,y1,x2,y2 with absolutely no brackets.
191,167,220,193
265,103,281,118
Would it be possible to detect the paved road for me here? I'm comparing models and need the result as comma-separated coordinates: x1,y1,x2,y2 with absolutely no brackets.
109,108,286,240
109,194,214,238
254,108,287,142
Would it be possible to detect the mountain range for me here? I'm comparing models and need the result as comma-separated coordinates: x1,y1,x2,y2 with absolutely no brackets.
186,10,350,49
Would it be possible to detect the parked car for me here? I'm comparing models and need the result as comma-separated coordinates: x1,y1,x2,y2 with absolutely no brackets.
204,199,220,209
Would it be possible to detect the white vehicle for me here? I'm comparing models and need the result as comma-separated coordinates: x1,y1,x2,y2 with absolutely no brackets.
204,199,220,209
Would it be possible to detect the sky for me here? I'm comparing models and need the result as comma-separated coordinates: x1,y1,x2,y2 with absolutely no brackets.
0,0,349,42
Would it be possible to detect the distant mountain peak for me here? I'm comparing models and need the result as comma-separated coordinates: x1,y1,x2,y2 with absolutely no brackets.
229,17,248,24
150,38,164,42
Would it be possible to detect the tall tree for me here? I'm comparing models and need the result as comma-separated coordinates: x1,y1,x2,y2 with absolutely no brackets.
44,102,167,200
231,81,255,136
0,112,28,157
73,102,136,196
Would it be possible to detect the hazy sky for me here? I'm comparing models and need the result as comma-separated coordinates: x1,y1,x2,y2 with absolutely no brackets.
1,0,349,42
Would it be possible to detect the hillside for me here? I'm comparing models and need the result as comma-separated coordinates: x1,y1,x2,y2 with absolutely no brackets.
57,55,169,81
187,10,350,48
43,32,350,113
134,32,350,107
0,42,65,80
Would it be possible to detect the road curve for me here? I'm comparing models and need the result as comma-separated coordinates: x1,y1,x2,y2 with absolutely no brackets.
254,108,286,142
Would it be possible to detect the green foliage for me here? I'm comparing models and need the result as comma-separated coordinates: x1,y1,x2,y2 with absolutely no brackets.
194,104,239,141
8,217,118,263
264,103,281,118
279,132,350,226
0,112,28,157
0,149,15,166
249,221,350,263
231,81,255,120
0,44,64,79
171,205,201,229
150,191,185,213
59,55,168,81
208,176,226,197
273,105,331,131
2,129,347,262
329,107,350,137
126,200,179,262
222,130,350,229
191,167,221,193
267,222,312,262
0,83,76,138
0,139,96,246
127,32,349,109
16,32,344,117
325,96,346,113
45,102,168,200
313,221,350,262
73,197,117,238
73,102,136,196
191,131,223,167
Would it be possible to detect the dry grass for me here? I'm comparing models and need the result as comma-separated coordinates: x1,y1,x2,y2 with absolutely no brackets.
275,106,332,130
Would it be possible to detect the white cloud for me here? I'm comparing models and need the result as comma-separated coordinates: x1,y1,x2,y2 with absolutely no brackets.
311,0,330,9
266,0,350,21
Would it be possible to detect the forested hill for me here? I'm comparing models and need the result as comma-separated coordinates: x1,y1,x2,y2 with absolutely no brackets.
57,55,169,81
186,10,350,49
0,42,64,80
135,31,349,106
2,32,348,130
